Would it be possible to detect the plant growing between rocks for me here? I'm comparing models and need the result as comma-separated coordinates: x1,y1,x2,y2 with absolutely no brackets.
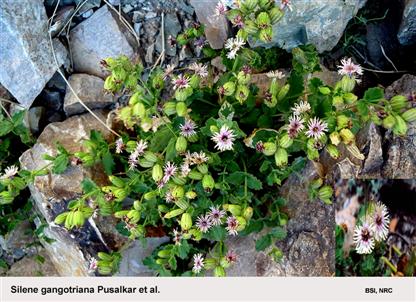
3,0,416,277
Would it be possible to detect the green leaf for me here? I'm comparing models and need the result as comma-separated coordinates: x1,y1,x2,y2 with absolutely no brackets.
205,226,226,241
175,240,191,259
225,172,262,190
255,234,272,251
270,227,287,240
102,151,115,175
0,119,14,136
239,220,264,236
52,153,69,174
363,87,384,103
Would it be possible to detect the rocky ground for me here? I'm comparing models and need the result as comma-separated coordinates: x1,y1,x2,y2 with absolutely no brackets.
0,0,415,276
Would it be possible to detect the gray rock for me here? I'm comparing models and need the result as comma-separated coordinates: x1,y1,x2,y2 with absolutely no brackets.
227,161,334,276
0,0,68,108
356,123,383,178
81,9,94,19
28,107,45,134
134,23,142,36
156,13,181,57
74,0,100,14
47,71,67,92
116,237,169,276
398,0,416,45
145,43,155,64
256,0,367,53
49,6,75,38
69,5,137,78
20,112,164,276
6,249,59,276
145,11,157,20
63,74,115,116
190,0,230,49
40,89,63,111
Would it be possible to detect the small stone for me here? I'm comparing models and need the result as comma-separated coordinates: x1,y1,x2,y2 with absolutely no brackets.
63,74,115,116
6,249,59,276
74,0,100,14
122,4,134,14
81,9,94,19
145,11,157,20
145,43,155,64
69,5,137,78
28,107,45,134
0,0,68,108
398,0,416,45
134,23,142,36
40,90,63,111
179,46,192,61
132,11,145,23
155,13,181,57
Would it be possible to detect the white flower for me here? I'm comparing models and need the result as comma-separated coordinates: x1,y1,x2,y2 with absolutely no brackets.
214,0,227,16
196,214,213,233
286,115,305,138
353,220,375,254
171,74,190,90
305,117,328,140
88,257,98,273
372,202,390,242
173,228,182,245
225,37,246,60
165,191,175,203
163,64,176,80
0,165,19,180
180,162,191,177
128,140,148,170
188,62,208,78
211,125,236,151
337,57,363,77
163,162,177,182
226,216,239,236
208,206,226,226
266,70,285,79
190,151,209,165
180,119,197,137
291,100,311,116
192,253,205,274
115,138,124,154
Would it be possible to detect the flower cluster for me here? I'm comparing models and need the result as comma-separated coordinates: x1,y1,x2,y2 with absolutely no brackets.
353,202,391,254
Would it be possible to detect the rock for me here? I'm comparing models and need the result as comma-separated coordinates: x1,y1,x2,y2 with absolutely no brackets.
116,237,169,276
6,249,59,276
145,12,157,20
47,71,67,92
312,65,342,87
155,13,181,57
0,0,68,108
398,0,416,45
49,6,75,38
382,74,416,178
20,111,165,276
0,221,36,256
74,0,100,14
69,5,137,79
134,23,142,36
145,43,155,64
227,162,334,276
356,123,383,178
257,0,367,53
63,74,115,116
179,46,192,61
81,9,94,19
190,0,230,49
28,107,45,134
40,89,63,111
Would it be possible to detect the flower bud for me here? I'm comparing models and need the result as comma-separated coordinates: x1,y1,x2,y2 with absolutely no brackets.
175,198,189,210
256,12,271,28
172,185,185,199
214,266,225,277
202,174,215,192
382,115,396,129
204,258,218,270
370,113,382,125
269,7,284,24
244,20,258,35
274,148,288,167
129,92,140,105
237,71,251,85
277,84,290,101
340,76,356,92
224,204,242,216
223,81,236,96
318,185,333,200
319,86,331,95
279,134,293,149
172,176,187,186
54,212,68,225
259,27,273,42
157,250,171,259
164,208,184,219
197,164,208,174
220,257,231,269
332,96,344,107
152,164,163,182
188,170,203,180
402,108,416,123
337,115,350,129
175,136,187,153
176,102,187,117
263,142,277,156
393,115,408,136
235,85,250,104
210,125,219,133
243,207,253,220
144,191,157,200
390,95,407,112
73,210,85,228
180,213,192,230
326,144,340,159
185,191,197,199
307,148,319,161
132,102,146,118
310,178,323,189
189,74,200,88
163,102,176,116
139,158,154,168
343,92,358,104
236,216,247,231
143,151,158,163
339,128,355,144
329,131,341,146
